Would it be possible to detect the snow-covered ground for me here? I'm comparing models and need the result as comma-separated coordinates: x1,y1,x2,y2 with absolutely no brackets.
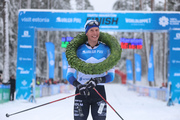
1,84,180,120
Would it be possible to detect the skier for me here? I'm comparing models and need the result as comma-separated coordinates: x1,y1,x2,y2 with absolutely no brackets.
28,79,36,103
66,20,115,120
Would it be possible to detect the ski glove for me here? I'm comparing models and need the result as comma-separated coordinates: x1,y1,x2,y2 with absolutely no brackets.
73,80,89,96
77,84,89,96
87,77,103,89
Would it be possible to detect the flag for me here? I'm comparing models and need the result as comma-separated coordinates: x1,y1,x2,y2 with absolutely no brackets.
134,53,141,81
126,59,133,81
45,42,55,79
148,45,154,81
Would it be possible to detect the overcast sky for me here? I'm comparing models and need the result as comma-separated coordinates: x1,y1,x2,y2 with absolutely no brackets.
89,0,117,11
89,0,165,12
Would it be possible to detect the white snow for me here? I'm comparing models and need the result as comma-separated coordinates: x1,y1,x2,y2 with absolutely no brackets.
1,84,180,120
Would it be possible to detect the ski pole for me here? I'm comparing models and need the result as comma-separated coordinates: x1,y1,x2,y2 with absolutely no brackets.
93,88,124,120
6,93,80,117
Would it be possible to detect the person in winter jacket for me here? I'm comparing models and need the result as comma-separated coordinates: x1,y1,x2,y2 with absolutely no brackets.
66,20,115,120
9,75,16,101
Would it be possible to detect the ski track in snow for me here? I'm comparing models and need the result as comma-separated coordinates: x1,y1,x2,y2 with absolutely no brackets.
0,84,180,120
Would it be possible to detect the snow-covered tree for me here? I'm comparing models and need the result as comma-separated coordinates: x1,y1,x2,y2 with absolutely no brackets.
112,0,174,86
2,0,9,83
0,0,179,85
76,0,93,10
0,17,3,71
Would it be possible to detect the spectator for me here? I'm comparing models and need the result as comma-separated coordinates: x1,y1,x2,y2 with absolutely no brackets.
28,79,36,103
36,77,41,85
47,78,53,85
9,75,16,101
0,75,2,84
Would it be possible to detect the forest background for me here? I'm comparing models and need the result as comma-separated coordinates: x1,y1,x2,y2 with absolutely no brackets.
0,0,180,86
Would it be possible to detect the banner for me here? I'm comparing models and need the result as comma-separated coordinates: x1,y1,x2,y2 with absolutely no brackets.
45,42,55,79
148,46,154,81
134,54,141,81
18,10,180,31
0,85,10,103
16,28,35,100
169,29,180,104
126,59,133,81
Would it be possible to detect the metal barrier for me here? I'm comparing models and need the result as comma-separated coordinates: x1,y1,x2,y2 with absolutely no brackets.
35,84,75,98
127,83,168,101
0,84,74,104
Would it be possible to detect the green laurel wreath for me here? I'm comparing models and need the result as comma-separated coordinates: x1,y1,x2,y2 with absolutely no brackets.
65,32,122,74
